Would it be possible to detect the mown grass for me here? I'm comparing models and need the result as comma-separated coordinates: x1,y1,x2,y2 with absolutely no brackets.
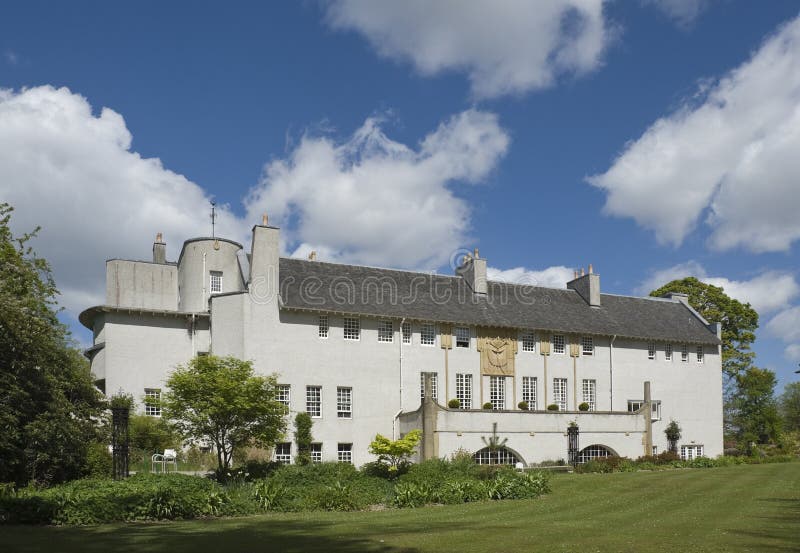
2,462,798,553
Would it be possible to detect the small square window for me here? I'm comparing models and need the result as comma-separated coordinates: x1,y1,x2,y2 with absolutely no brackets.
648,342,656,360
318,315,329,339
144,388,161,417
401,322,411,344
337,443,353,464
310,443,322,463
552,335,565,355
420,324,436,346
337,387,352,418
521,331,536,352
696,346,704,363
378,320,393,343
665,344,673,361
274,442,291,464
276,384,290,407
209,271,223,294
582,336,594,356
455,327,470,348
344,318,360,341
306,386,322,418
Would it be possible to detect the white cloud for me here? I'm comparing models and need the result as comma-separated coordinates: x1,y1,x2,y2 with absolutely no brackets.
588,16,800,253
643,0,709,27
767,306,800,344
246,109,509,269
0,86,245,316
324,0,613,99
635,261,799,315
785,344,800,361
487,266,574,289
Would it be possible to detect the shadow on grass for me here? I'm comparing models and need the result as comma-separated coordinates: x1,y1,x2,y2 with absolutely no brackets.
727,498,800,553
1,517,419,553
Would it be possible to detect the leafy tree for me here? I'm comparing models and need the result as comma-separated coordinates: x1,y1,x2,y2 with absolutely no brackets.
128,414,180,463
731,367,782,448
0,203,105,486
664,420,681,454
779,382,800,432
650,277,758,382
294,412,313,466
161,355,287,474
368,429,422,472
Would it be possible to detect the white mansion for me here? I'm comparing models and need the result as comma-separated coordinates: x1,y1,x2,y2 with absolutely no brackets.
80,221,723,466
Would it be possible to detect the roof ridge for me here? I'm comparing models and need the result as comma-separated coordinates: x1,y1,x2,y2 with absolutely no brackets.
280,256,460,279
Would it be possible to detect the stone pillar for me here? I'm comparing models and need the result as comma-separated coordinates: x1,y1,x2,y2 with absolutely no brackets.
421,373,438,460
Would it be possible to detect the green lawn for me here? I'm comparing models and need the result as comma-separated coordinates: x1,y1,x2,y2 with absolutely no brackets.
3,463,798,553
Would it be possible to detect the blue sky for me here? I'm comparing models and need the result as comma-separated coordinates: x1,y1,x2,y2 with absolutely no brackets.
1,1,799,389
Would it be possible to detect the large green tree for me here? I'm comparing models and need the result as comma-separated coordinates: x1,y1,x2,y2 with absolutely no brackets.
161,355,287,473
650,277,759,382
779,382,800,433
731,367,782,448
0,203,104,485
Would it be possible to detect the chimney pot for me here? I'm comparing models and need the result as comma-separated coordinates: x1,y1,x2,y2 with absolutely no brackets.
580,268,585,277
262,213,268,226
589,264,593,274
308,251,317,261
155,232,163,243
152,234,167,264
474,248,479,259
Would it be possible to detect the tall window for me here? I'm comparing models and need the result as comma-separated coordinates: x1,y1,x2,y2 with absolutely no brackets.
582,336,594,356
306,386,322,418
337,387,352,418
310,443,322,463
553,378,567,411
144,388,161,417
378,320,393,343
522,376,537,410
521,331,536,352
490,376,505,410
276,384,290,408
552,334,566,355
343,317,360,340
420,323,436,346
582,379,596,411
680,445,704,460
209,271,222,294
419,372,438,400
401,322,411,344
455,373,472,409
455,327,470,348
696,346,704,363
274,443,291,464
665,344,673,361
681,344,689,362
337,443,353,464
648,342,656,360
318,315,329,339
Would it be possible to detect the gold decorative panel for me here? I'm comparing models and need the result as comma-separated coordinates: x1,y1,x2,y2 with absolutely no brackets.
477,327,518,377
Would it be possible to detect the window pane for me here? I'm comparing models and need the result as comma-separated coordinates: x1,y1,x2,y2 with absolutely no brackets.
490,376,505,410
582,379,596,411
420,372,438,400
455,327,470,348
420,324,435,346
378,320,393,343
276,385,290,407
318,315,329,339
456,373,472,409
522,376,537,410
337,387,352,418
337,443,352,464
401,322,411,344
582,337,594,356
552,335,565,354
144,388,161,417
344,318,360,340
306,386,322,418
521,331,536,352
553,378,567,411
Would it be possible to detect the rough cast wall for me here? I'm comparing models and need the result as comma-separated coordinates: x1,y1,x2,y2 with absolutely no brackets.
106,260,179,311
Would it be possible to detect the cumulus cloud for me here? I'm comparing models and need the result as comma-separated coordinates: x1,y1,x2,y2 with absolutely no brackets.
588,16,800,252
643,0,709,27
635,261,799,315
246,110,510,269
784,344,800,361
324,0,613,99
487,266,574,289
0,86,244,316
768,305,800,344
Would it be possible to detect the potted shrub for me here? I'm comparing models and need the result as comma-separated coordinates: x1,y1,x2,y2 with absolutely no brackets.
482,402,494,410
578,402,590,411
518,401,529,410
546,404,559,411
448,398,461,409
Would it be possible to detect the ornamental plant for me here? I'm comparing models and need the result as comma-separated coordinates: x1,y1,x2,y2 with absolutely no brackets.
547,404,559,411
578,402,590,411
518,401,529,410
482,402,493,410
448,398,461,409
368,429,422,473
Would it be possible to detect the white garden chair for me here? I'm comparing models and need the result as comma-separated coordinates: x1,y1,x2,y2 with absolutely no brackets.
151,449,179,473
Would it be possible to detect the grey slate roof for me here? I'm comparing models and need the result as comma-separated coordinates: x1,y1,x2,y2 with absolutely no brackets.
278,258,720,345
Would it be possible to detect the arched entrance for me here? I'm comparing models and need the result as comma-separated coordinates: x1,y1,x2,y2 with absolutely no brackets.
577,444,617,464
473,446,523,466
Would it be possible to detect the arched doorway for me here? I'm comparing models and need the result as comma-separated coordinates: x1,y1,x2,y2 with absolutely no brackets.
473,446,522,466
577,444,617,464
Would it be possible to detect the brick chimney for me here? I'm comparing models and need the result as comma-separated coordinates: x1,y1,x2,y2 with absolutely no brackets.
456,248,487,295
152,233,166,264
568,264,600,307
